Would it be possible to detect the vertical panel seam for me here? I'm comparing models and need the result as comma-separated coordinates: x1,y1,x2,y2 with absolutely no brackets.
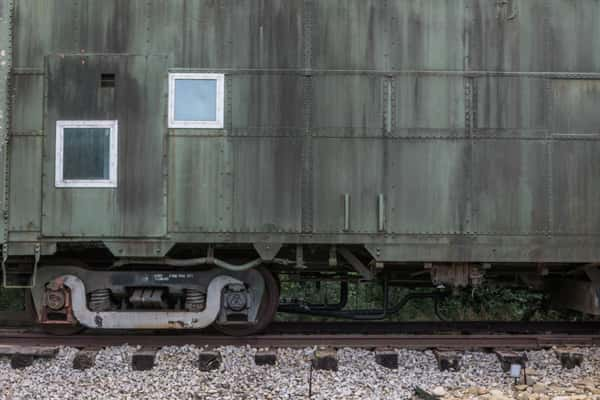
544,5,553,236
464,1,474,236
144,0,151,55
1,0,15,246
545,78,553,235
73,0,80,51
301,0,313,233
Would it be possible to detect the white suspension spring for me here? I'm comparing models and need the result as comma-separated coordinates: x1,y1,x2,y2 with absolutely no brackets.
184,289,206,312
88,288,113,312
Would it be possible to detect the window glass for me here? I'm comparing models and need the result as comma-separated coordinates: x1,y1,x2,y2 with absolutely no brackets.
174,79,217,122
62,127,111,180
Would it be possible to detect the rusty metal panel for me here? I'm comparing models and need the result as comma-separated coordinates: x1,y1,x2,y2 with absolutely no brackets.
168,137,232,233
11,74,43,133
472,140,549,234
312,139,383,233
387,140,468,234
42,54,167,237
395,76,465,136
475,77,548,134
311,75,384,136
311,0,388,70
552,140,600,235
551,80,600,132
231,137,302,233
9,136,41,232
390,0,466,70
230,74,305,136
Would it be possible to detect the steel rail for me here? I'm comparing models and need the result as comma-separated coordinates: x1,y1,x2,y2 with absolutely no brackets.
0,330,598,349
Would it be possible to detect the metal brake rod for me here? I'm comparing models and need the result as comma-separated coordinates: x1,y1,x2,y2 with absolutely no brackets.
112,257,263,272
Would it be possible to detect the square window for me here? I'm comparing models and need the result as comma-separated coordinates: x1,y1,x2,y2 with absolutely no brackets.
55,120,118,188
168,73,224,129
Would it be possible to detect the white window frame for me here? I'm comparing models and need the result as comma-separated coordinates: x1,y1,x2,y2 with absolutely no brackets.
55,120,118,188
168,73,225,129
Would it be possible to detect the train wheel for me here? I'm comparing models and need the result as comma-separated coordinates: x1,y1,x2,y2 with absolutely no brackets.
213,267,279,336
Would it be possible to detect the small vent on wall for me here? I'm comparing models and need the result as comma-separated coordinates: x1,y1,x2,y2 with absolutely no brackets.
100,73,116,88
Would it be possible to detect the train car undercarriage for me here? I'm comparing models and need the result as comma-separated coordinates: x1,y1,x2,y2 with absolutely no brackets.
9,244,598,336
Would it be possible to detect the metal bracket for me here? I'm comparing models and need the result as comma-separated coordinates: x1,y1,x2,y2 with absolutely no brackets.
328,245,338,267
338,247,374,281
253,242,282,261
2,243,40,289
295,244,307,269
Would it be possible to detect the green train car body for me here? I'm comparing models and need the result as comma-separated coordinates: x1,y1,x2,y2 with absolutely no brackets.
2,0,600,325
4,0,600,260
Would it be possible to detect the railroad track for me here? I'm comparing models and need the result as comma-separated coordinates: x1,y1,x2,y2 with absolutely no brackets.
0,332,599,349
0,321,599,349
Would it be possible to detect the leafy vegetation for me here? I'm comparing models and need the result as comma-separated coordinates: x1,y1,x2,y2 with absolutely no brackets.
277,278,587,321
0,287,24,311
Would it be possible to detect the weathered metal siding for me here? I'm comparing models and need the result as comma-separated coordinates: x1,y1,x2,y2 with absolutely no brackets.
169,137,231,233
7,0,600,262
470,0,600,72
9,72,43,236
145,0,304,69
390,0,466,70
43,55,167,237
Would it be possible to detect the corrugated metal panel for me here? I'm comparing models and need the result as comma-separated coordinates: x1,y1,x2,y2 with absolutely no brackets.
469,0,548,72
475,77,547,134
228,0,304,69
391,0,466,70
470,0,600,72
148,0,304,69
230,74,305,135
395,76,465,135
311,0,388,70
42,54,167,237
168,136,232,232
551,80,600,132
387,140,468,234
472,140,549,234
312,138,383,233
311,75,384,136
552,141,600,235
11,74,43,133
231,137,302,233
13,0,79,68
77,0,147,55
544,1,600,72
9,136,41,232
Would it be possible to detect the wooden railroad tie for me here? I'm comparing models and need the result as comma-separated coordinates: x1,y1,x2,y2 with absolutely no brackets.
0,345,59,369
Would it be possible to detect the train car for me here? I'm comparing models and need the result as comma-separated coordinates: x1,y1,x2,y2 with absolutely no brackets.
1,0,600,334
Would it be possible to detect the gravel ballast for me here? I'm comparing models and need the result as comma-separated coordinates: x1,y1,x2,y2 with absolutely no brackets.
0,346,598,399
